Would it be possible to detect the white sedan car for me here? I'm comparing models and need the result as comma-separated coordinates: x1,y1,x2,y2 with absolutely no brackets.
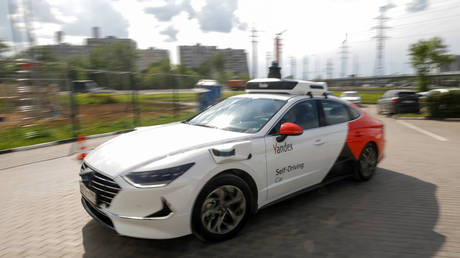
340,91,361,105
80,79,385,241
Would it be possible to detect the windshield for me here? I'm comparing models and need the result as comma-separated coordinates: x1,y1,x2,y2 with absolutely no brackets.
343,92,358,97
186,97,286,133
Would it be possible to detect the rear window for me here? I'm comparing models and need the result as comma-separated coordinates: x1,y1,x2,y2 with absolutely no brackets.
398,92,416,97
342,92,358,97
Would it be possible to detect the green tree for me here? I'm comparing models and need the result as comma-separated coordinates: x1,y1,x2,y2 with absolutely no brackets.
0,40,8,56
196,54,225,80
34,46,58,63
88,43,137,89
409,37,454,92
172,64,200,89
89,42,137,71
67,56,90,81
0,40,9,79
237,73,250,81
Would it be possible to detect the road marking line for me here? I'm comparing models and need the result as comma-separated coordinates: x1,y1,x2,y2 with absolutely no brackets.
396,120,448,142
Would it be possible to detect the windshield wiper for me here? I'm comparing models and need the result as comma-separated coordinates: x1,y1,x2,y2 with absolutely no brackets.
191,123,218,129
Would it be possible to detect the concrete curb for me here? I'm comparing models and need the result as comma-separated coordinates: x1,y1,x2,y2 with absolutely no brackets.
0,129,134,155
393,116,427,120
393,116,460,121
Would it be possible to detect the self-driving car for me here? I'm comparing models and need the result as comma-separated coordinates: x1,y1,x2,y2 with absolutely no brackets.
79,78,385,241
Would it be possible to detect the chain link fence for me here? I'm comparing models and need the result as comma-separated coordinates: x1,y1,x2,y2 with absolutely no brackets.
0,60,225,150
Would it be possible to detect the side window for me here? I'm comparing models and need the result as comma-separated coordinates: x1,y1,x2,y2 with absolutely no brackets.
320,100,351,125
383,91,393,98
274,101,319,132
348,105,361,120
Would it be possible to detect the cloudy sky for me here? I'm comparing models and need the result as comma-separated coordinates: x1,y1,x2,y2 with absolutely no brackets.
1,0,460,78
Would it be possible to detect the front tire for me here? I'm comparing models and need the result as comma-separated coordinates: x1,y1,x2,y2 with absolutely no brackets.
192,174,253,241
354,143,378,181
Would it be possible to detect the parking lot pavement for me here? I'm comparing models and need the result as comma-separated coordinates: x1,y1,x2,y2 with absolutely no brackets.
1,105,460,257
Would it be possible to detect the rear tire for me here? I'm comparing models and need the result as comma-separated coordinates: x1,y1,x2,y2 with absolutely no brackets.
354,143,378,181
192,174,253,242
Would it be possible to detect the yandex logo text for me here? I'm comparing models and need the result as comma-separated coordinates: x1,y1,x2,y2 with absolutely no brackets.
273,142,293,154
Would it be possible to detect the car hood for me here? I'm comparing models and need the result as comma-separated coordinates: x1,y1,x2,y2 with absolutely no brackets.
85,123,251,177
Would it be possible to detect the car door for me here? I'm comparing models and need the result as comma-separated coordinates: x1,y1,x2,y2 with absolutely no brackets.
315,99,350,178
265,100,328,201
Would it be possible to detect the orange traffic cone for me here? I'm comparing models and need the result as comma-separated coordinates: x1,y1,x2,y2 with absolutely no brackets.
76,134,88,160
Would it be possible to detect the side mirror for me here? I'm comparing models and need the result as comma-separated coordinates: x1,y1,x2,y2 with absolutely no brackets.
277,122,303,142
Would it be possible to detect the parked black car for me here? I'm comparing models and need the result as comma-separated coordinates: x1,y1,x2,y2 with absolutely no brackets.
377,90,420,114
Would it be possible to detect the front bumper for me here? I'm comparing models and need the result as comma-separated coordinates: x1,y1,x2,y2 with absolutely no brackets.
81,196,192,239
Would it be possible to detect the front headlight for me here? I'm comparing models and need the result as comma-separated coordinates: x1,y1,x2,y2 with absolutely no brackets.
123,163,195,188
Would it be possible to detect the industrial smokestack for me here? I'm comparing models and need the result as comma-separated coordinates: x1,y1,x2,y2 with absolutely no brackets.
268,61,282,79
55,31,63,44
92,27,100,38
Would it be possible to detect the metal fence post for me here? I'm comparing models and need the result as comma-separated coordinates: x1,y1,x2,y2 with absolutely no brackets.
66,66,79,136
173,75,178,118
130,73,139,127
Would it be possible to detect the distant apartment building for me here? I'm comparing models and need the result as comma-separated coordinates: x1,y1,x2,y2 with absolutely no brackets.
86,36,137,49
136,48,170,71
31,28,170,70
40,43,89,60
441,55,460,72
179,44,249,75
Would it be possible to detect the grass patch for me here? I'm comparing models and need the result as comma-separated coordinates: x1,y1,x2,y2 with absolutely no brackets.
393,113,427,118
0,124,73,150
0,91,236,150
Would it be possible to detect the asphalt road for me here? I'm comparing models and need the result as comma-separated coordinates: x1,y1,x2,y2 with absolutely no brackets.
1,105,460,257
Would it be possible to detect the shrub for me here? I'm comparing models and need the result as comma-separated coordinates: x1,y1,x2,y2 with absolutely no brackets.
424,90,460,118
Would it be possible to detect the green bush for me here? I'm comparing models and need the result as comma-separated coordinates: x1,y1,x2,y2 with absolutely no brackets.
424,90,460,118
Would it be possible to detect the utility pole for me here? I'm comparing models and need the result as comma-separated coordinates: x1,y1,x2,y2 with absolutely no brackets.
302,56,308,80
326,59,333,79
340,33,349,78
373,4,392,76
250,27,258,78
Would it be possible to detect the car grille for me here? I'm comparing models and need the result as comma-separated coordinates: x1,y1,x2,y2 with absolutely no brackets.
80,163,121,208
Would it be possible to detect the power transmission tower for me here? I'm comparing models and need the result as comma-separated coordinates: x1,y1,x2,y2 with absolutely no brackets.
326,59,333,79
302,56,308,80
265,52,272,73
314,58,321,80
7,0,23,54
340,34,349,78
353,54,359,76
274,30,286,68
250,27,258,79
290,57,297,79
373,5,391,76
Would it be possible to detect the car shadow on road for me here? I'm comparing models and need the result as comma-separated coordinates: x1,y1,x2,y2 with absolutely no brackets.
82,168,445,258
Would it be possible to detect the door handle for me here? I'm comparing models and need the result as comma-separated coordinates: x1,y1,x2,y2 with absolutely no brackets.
314,139,325,145
354,131,363,137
